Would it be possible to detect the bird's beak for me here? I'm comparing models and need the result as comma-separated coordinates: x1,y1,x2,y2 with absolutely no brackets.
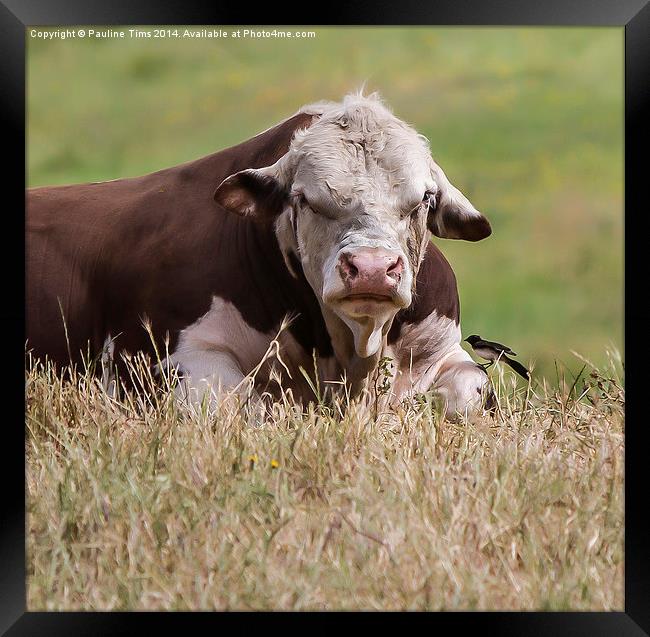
463,338,469,343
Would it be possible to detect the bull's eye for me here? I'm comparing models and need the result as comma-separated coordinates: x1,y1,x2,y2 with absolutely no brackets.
423,190,438,212
405,190,437,220
296,192,321,215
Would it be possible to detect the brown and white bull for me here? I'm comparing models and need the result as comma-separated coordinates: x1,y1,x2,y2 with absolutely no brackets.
27,93,493,418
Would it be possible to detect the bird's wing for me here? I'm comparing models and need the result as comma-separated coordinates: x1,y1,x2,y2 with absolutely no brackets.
480,339,517,356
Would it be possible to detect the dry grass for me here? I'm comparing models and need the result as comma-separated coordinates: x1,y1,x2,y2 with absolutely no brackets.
25,347,624,610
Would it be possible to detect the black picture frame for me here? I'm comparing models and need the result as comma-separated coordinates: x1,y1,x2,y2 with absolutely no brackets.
3,0,647,634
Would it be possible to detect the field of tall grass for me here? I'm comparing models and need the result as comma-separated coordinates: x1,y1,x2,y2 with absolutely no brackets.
26,27,624,611
26,344,624,610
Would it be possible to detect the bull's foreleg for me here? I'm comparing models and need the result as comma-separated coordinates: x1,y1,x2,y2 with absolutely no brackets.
392,344,494,420
430,346,494,421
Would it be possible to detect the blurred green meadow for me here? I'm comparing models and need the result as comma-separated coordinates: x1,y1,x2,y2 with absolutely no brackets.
27,27,623,379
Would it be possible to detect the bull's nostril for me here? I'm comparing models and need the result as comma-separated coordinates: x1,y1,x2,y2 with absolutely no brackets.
339,253,359,280
386,257,403,279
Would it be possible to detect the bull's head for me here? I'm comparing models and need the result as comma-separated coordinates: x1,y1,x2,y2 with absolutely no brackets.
214,93,491,359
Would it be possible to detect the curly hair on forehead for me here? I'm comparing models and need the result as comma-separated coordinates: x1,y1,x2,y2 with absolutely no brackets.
289,92,432,205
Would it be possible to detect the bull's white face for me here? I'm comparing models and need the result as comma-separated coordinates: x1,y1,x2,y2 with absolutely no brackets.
215,94,491,359
284,114,433,357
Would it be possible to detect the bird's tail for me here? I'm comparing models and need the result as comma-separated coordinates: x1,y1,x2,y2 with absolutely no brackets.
503,355,530,381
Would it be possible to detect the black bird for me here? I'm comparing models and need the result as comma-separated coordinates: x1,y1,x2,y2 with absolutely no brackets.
464,335,530,381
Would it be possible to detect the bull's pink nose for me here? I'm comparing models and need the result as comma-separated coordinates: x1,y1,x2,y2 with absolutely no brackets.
338,248,403,294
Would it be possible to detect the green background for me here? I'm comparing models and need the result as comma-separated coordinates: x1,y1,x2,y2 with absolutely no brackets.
27,27,623,378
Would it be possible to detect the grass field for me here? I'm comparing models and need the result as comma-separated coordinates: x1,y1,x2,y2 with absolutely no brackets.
27,27,623,377
26,349,624,610
26,27,624,611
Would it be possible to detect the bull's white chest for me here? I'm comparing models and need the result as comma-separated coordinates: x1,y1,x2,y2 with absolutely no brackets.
170,296,339,402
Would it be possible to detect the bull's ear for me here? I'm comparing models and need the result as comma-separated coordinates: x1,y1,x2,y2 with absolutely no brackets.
214,165,288,221
427,165,492,241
